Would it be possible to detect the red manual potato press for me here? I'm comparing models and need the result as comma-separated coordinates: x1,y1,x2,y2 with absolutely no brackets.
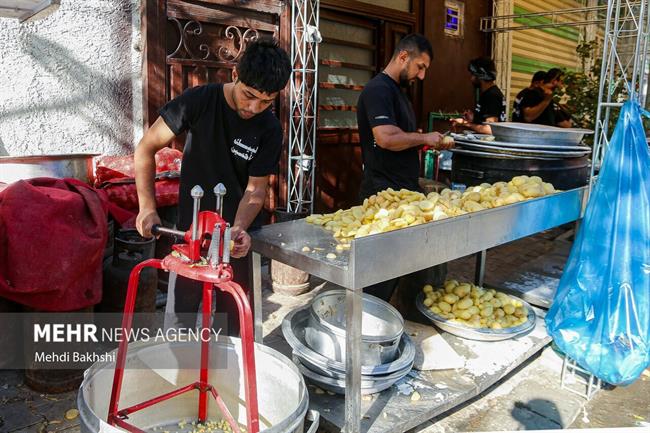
107,184,259,433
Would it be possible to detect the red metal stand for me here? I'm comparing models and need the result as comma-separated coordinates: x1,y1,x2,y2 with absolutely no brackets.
107,208,259,433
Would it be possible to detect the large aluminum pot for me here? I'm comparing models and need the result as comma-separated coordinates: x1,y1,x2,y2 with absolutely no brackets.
78,337,319,433
305,290,403,365
0,153,97,184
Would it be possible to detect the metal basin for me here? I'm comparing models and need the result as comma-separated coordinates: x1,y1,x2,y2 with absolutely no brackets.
0,153,97,184
283,307,415,375
305,290,403,365
78,337,318,433
487,122,593,146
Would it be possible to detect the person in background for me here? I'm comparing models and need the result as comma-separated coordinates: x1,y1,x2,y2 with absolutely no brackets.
511,70,546,122
356,33,453,302
450,57,507,135
517,68,572,128
134,38,291,335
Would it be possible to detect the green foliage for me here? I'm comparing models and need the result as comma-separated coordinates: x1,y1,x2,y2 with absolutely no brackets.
555,40,628,143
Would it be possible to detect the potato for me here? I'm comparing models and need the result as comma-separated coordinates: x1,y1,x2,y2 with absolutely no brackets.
456,297,474,310
430,306,442,315
512,175,530,186
480,306,494,317
423,284,434,294
453,284,471,298
458,310,472,320
466,306,480,316
480,292,494,303
503,304,515,315
514,306,527,318
442,293,459,304
543,182,556,194
519,183,544,198
423,297,434,307
438,301,452,313
463,191,482,203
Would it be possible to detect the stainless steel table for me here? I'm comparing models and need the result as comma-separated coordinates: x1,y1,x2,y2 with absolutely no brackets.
251,187,587,433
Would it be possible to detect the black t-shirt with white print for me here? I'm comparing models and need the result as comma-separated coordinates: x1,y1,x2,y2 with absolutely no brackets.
474,85,507,124
357,72,419,199
159,84,282,230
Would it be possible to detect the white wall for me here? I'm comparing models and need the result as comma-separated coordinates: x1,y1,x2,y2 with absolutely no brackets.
0,0,143,157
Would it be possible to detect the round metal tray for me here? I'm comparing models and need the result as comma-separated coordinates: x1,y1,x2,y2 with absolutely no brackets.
415,292,536,341
452,135,592,152
293,356,410,395
486,122,593,146
282,307,415,375
454,141,590,158
450,148,560,160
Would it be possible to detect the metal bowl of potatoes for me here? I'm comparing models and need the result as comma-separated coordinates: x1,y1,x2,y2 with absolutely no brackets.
415,291,536,341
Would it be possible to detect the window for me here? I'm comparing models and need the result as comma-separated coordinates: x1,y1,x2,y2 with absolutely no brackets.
444,0,464,38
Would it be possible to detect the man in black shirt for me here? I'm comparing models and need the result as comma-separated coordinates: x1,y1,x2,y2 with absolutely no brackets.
451,57,506,135
134,39,291,333
357,33,453,200
512,70,546,122
356,33,453,302
517,68,572,127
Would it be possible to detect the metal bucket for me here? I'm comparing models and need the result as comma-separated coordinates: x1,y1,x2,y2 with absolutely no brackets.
78,337,318,433
0,154,97,184
305,290,403,365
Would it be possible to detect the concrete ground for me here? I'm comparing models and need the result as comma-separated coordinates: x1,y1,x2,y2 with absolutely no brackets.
1,227,649,432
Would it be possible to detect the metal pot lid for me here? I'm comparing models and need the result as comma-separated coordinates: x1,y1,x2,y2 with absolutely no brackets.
451,133,592,151
282,307,415,375
454,141,591,158
450,148,562,160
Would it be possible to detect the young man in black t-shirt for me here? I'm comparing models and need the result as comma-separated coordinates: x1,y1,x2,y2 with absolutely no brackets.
451,57,506,135
356,33,453,302
516,68,572,127
512,70,545,122
134,39,291,334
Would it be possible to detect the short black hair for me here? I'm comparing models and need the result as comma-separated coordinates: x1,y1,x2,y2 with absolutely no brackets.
468,57,497,81
237,38,291,94
544,68,563,83
532,70,546,83
392,33,433,61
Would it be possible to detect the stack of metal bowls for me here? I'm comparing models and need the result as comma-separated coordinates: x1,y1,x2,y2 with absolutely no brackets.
282,290,415,395
450,122,594,190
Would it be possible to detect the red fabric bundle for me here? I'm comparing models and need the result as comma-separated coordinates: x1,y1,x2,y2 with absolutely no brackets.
95,148,182,211
0,178,108,311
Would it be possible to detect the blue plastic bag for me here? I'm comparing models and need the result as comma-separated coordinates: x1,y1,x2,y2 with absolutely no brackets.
546,101,650,386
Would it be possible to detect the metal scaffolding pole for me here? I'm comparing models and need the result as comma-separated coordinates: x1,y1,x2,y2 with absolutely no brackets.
287,0,321,213
590,0,650,188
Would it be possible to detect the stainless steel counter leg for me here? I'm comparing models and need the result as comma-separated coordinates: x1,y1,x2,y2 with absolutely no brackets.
344,288,362,433
252,252,263,343
474,249,486,287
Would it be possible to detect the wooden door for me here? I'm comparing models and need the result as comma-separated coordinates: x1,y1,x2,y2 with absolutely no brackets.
142,0,289,207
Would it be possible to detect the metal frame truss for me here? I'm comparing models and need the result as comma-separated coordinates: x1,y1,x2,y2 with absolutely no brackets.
591,0,650,183
287,0,321,213
481,2,643,32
